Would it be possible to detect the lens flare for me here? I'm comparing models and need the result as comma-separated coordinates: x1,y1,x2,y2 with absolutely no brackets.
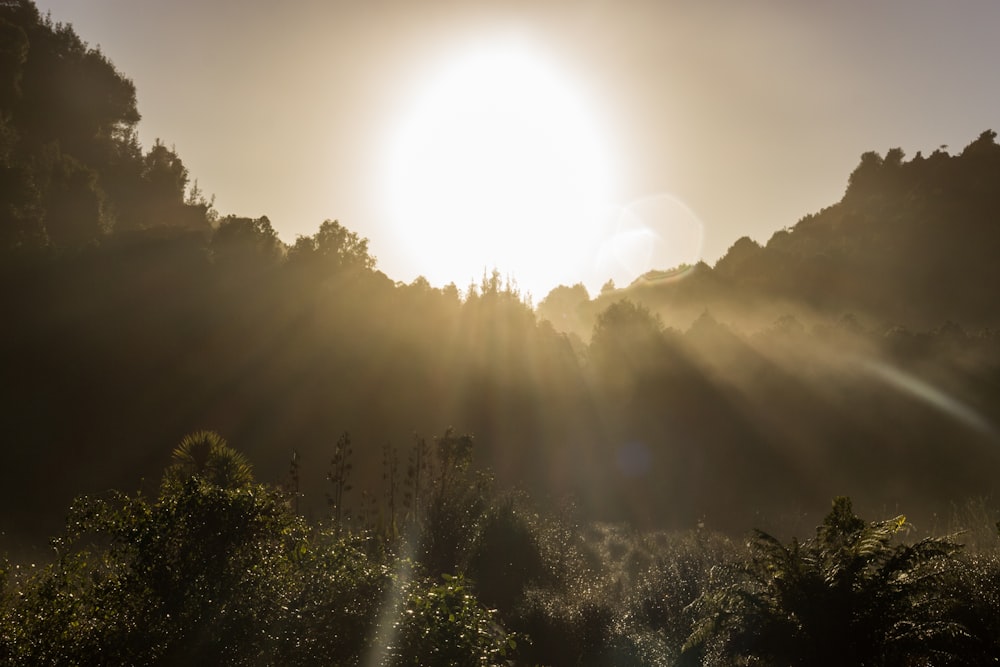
860,358,995,436
616,440,652,478
593,193,705,289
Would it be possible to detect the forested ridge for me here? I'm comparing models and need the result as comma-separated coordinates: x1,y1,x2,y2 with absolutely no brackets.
542,128,1000,337
4,2,1000,663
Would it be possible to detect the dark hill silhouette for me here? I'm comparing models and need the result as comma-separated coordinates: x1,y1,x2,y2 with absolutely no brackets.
540,130,1000,336
729,129,1000,329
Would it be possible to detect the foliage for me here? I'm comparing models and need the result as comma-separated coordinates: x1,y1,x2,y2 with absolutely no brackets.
288,218,377,276
211,214,283,268
386,573,517,666
537,282,591,338
508,523,743,667
0,433,392,666
684,496,970,666
164,429,254,489
622,529,744,665
590,299,664,359
466,494,550,612
8,434,1000,667
948,550,1000,663
327,432,354,534
0,0,217,247
416,428,492,576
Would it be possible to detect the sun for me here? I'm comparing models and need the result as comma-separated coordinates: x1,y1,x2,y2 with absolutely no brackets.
379,36,617,299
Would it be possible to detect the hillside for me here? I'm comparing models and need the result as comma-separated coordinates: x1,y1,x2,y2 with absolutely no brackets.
541,131,1000,337
2,2,1000,552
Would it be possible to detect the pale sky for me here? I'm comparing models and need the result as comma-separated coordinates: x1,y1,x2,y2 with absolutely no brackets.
36,0,1000,299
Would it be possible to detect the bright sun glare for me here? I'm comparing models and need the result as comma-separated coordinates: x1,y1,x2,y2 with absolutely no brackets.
381,36,617,298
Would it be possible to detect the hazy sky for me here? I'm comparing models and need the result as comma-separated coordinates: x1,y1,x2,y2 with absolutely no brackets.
36,0,1000,299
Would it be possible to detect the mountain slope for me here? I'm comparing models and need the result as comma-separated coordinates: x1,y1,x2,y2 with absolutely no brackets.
552,130,1000,335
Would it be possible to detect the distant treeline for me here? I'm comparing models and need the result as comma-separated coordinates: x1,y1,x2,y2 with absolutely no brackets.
3,0,1000,547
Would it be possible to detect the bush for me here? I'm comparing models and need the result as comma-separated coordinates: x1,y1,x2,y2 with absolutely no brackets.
684,496,970,666
386,573,517,666
466,494,549,612
0,432,392,666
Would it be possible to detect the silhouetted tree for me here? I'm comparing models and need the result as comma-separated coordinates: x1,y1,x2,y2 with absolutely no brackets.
210,214,282,267
538,282,590,336
589,299,665,379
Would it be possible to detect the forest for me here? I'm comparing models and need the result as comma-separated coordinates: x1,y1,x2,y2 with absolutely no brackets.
3,1,1000,663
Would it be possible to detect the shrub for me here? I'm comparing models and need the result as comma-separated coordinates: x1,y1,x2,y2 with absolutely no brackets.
466,494,549,613
684,496,970,666
0,432,391,666
385,573,517,666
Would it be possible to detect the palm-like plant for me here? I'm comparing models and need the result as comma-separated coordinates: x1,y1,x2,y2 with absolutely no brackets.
165,430,254,489
684,497,969,666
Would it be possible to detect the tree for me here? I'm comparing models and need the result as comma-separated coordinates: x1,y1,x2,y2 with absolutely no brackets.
684,497,970,666
589,298,665,377
960,129,999,158
0,157,42,249
386,573,517,667
164,430,254,490
713,235,762,278
40,149,103,246
287,219,376,278
142,140,187,202
9,4,139,157
884,146,905,168
211,214,283,267
420,430,481,569
0,14,28,117
537,282,589,335
0,431,391,666
845,150,885,200
0,1,148,248
315,219,375,270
